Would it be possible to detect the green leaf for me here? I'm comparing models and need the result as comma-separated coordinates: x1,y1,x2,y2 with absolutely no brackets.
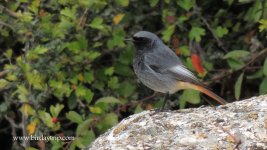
104,67,114,76
60,7,76,20
66,111,83,124
104,113,118,127
88,51,101,62
263,57,267,76
203,61,214,71
16,85,29,102
49,80,72,99
108,76,119,89
85,89,94,104
223,50,250,59
107,28,126,49
115,0,129,7
97,113,118,131
165,0,170,4
107,39,115,49
84,71,94,83
26,71,41,86
18,12,33,22
259,77,267,94
177,0,195,11
0,79,9,89
162,25,175,42
89,106,102,114
75,130,95,148
178,15,189,23
118,46,134,65
89,17,105,30
66,41,81,53
93,81,105,91
117,81,136,97
50,104,64,117
232,22,241,32
51,140,64,150
184,57,194,71
134,104,143,113
114,63,133,76
76,118,93,136
179,98,187,109
25,70,44,90
27,147,39,150
214,26,229,38
234,73,244,100
259,19,267,32
247,70,263,79
68,93,78,109
149,0,159,7
227,0,234,5
226,59,245,70
73,137,86,149
75,85,87,97
179,45,190,56
4,49,13,61
244,1,262,22
38,110,53,128
96,96,121,104
17,84,29,96
76,34,88,50
189,27,206,42
180,89,201,104
33,46,48,54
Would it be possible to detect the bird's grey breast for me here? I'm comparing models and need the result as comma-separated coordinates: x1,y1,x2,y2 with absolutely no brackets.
133,52,144,74
133,49,179,93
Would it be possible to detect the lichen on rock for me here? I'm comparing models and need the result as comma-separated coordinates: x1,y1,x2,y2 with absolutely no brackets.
87,95,267,150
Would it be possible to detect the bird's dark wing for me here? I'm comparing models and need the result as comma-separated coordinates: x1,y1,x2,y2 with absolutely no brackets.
144,45,181,70
144,45,202,85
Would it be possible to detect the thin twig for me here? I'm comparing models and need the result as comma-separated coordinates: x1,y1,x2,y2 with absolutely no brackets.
199,15,227,52
0,5,19,18
139,92,158,103
22,114,30,148
0,70,9,78
4,115,21,129
242,48,267,70
78,8,88,28
0,21,14,30
63,141,73,150
4,115,21,147
204,48,267,85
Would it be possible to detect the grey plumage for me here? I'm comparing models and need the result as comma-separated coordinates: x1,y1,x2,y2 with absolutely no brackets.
132,31,201,94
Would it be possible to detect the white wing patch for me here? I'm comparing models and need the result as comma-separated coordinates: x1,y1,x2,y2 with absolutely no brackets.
170,65,199,81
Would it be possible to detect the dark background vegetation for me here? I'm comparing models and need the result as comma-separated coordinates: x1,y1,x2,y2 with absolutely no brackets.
0,0,267,149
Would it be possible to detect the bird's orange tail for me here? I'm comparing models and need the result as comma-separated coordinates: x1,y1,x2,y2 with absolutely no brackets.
177,82,227,105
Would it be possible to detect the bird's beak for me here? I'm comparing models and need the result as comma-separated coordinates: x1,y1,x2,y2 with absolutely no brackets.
124,38,134,42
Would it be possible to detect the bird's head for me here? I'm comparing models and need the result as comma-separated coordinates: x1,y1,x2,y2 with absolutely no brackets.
131,31,160,51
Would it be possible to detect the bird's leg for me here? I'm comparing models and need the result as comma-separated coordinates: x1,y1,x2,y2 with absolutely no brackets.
160,93,169,111
149,93,170,115
201,95,215,107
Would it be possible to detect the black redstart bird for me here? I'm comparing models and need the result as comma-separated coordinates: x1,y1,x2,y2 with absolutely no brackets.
129,31,227,110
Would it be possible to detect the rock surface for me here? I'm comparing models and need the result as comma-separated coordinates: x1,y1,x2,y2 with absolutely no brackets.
87,95,267,150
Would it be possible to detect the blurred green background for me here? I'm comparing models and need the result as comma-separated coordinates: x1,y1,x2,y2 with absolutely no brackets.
0,0,267,149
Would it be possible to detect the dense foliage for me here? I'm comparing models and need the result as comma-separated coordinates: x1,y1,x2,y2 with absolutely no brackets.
0,0,266,149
